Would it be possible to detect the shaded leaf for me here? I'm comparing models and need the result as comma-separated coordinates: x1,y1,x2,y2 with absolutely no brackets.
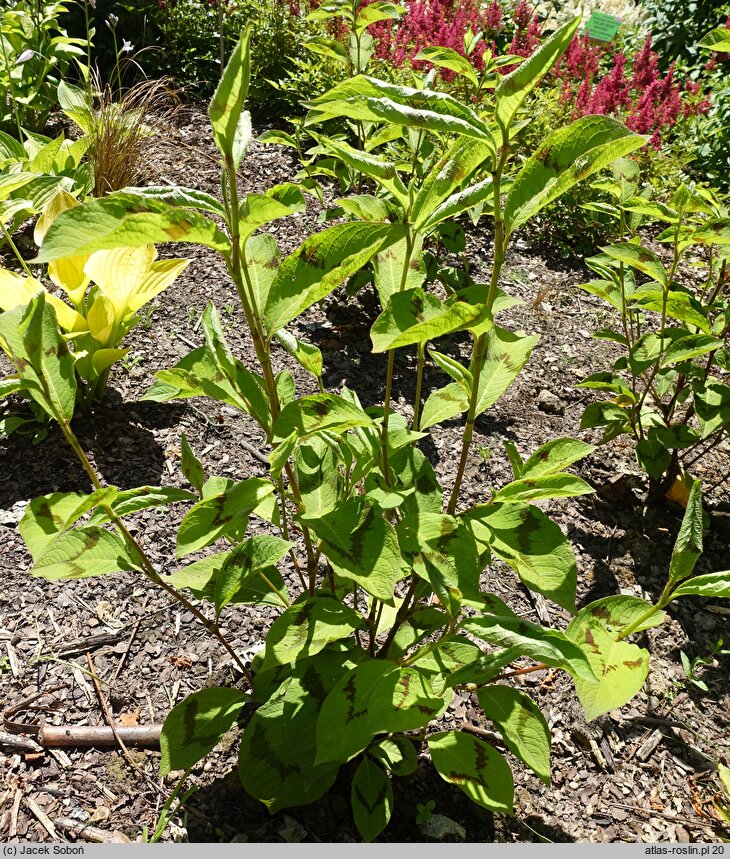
429,731,513,813
161,688,247,774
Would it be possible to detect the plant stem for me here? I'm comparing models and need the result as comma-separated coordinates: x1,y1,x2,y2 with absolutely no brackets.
376,576,418,658
380,228,414,484
0,223,33,277
412,342,425,432
447,134,509,515
59,421,254,684
617,581,673,641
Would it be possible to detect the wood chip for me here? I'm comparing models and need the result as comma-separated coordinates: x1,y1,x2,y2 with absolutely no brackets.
25,796,62,841
636,729,664,761
5,640,20,678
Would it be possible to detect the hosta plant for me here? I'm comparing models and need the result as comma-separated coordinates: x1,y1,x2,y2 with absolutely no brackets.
7,27,730,840
577,177,729,501
0,188,188,416
0,127,92,263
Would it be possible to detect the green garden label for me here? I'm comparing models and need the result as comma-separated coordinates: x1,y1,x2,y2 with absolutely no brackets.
583,11,622,42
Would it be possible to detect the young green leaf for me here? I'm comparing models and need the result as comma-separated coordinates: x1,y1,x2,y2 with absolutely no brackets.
0,294,77,426
667,480,703,586
670,572,730,600
272,393,373,441
445,646,522,688
275,330,323,382
261,595,364,670
478,685,551,785
373,235,426,306
428,731,513,813
215,535,292,614
244,233,281,315
160,687,248,774
120,184,227,219
351,758,393,842
180,433,205,493
473,327,540,416
601,242,667,285
465,502,577,611
295,436,341,515
371,288,490,353
239,648,360,812
461,615,594,681
520,438,596,478
419,382,470,430
566,612,650,721
369,736,418,776
495,17,580,129
415,46,479,86
493,473,594,503
238,183,306,241
20,489,117,562
209,28,251,166
306,76,495,146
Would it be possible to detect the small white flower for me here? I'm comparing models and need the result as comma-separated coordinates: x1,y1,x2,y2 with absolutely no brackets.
16,49,34,64
87,0,96,8
122,39,134,52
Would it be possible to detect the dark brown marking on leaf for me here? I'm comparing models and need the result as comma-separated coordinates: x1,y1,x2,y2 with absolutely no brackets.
354,779,388,813
183,699,198,742
302,244,325,269
344,675,367,723
83,530,102,550
583,628,601,654
623,657,644,669
309,399,331,418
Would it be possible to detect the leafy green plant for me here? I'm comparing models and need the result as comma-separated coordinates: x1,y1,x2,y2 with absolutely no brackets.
0,188,188,411
577,178,729,500
0,0,89,135
415,799,435,826
8,25,730,842
0,125,91,265
679,638,728,693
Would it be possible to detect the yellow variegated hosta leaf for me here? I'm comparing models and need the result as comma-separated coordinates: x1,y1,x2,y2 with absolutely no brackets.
84,246,157,321
0,269,85,332
37,191,91,307
128,258,189,315
48,256,91,307
0,269,43,311
34,189,80,246
92,347,130,375
47,294,87,333
87,295,116,345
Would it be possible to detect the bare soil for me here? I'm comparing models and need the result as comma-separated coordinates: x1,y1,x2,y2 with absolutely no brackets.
1,101,728,844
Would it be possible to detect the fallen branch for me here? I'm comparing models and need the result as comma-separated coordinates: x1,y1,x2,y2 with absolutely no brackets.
38,724,161,748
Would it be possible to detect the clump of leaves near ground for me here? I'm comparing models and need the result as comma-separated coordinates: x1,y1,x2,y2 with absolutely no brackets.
6,25,730,842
